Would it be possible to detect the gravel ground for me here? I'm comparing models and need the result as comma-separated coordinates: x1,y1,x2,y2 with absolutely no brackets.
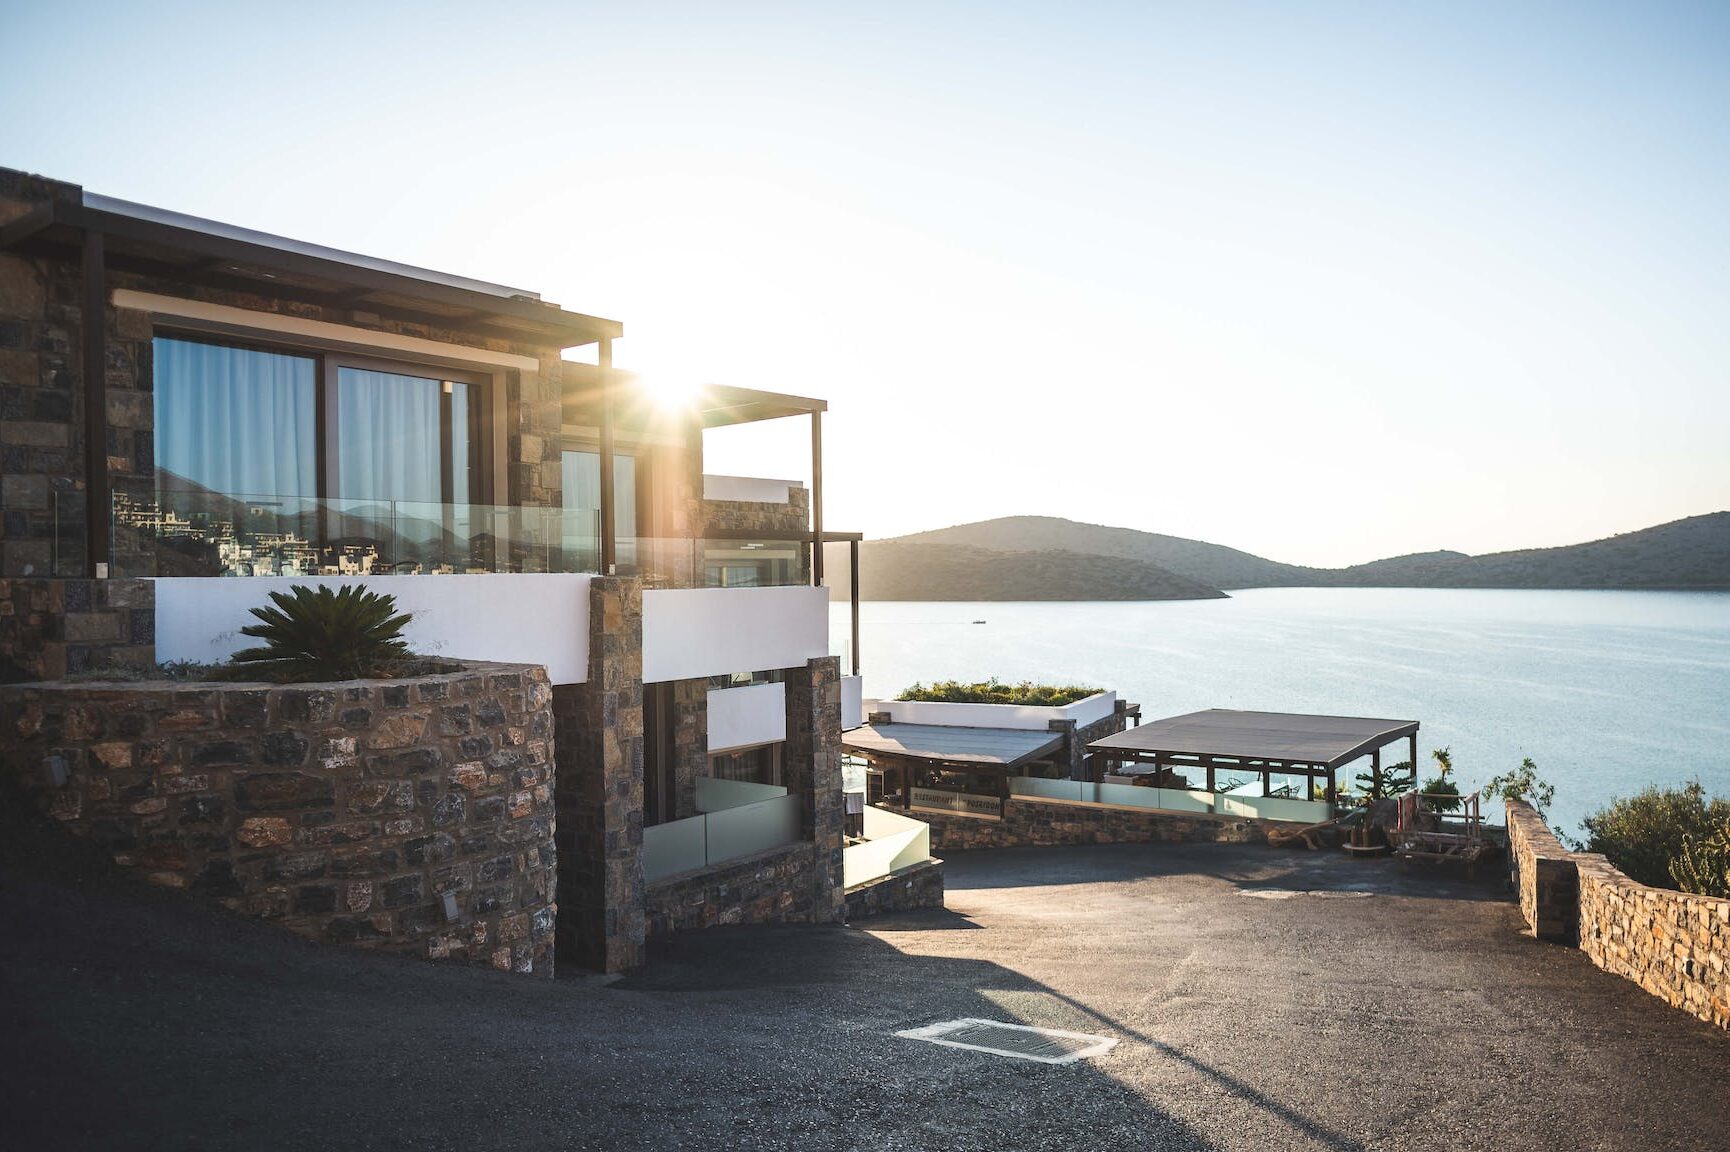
4,813,1728,1152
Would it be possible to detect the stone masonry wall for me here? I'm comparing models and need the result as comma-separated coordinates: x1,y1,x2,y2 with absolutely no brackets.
0,576,154,681
1505,799,1580,942
785,655,846,923
1577,853,1730,1029
1504,800,1729,1030
910,795,1286,853
701,485,810,537
844,857,945,921
0,660,557,975
1,169,86,580
645,841,826,938
551,576,646,973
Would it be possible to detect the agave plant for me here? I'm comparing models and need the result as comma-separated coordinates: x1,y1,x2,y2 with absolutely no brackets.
230,584,413,682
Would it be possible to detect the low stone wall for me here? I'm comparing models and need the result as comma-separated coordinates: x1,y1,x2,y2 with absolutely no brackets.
645,840,839,939
1503,800,1729,1030
844,857,945,920
0,661,558,976
909,796,1282,852
1577,852,1730,1029
1505,799,1580,942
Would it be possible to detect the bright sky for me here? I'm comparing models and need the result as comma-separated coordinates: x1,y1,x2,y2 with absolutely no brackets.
5,1,1727,566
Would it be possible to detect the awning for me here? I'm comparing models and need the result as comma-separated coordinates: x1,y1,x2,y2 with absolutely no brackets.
1090,709,1418,770
844,724,1064,770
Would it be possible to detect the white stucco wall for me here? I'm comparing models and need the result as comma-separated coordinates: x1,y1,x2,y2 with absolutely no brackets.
153,573,593,684
860,691,1117,731
641,585,829,684
841,675,863,731
706,682,787,753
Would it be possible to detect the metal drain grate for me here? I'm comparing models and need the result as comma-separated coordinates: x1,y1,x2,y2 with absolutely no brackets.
1239,888,1376,900
895,1019,1118,1064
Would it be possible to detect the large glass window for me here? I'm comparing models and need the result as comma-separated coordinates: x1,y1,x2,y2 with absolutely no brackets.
153,337,317,498
335,366,472,504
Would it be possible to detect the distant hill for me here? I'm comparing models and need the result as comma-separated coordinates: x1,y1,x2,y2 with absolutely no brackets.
887,515,1316,588
835,512,1730,599
832,541,1228,601
1328,513,1730,590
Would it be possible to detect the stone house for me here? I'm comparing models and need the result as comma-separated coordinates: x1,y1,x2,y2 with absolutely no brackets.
0,165,866,973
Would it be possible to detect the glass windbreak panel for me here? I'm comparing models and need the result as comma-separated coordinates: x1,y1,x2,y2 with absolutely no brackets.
560,449,636,536
701,540,805,587
336,367,446,503
153,337,317,500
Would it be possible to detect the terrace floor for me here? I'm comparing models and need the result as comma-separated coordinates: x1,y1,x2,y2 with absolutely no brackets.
4,820,1728,1151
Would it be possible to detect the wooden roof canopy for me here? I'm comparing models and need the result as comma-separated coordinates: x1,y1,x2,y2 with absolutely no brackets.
1090,709,1419,771
0,192,623,349
843,724,1065,771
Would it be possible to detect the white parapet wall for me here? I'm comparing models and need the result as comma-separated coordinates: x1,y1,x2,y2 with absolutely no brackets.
642,585,830,684
702,475,802,503
153,573,594,685
861,691,1117,731
841,675,863,731
706,682,787,753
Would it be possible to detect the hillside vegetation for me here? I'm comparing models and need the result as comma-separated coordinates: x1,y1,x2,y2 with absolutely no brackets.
840,540,1228,601
831,512,1730,600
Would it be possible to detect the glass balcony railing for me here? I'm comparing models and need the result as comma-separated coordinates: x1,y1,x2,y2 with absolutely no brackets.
619,536,811,589
69,483,815,585
105,485,601,578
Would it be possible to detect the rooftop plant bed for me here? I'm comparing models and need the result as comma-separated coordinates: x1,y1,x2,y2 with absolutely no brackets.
896,679,1102,707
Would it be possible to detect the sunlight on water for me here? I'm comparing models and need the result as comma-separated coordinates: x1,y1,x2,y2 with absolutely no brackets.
834,589,1730,838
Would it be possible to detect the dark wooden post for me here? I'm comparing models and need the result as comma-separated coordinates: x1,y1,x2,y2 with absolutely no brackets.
82,229,110,577
1409,732,1419,784
1326,767,1337,806
597,338,616,574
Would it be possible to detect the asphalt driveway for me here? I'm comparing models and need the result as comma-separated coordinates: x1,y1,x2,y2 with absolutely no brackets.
4,819,1727,1151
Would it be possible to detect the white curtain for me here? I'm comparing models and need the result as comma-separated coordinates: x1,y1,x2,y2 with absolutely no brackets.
336,368,443,504
153,337,316,498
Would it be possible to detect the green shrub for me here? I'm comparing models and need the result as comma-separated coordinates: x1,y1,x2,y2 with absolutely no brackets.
1418,746,1462,813
1483,757,1556,819
896,679,1101,707
229,584,414,683
1669,821,1730,898
1356,759,1413,802
1580,782,1730,889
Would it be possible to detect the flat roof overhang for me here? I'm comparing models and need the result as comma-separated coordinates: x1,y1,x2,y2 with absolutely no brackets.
561,367,828,432
1089,709,1419,770
0,194,622,349
844,723,1065,771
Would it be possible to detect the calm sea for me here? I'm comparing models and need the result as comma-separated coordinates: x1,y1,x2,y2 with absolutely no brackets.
831,589,1730,837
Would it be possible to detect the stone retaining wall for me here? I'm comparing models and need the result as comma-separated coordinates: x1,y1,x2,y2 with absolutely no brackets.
1504,799,1729,1030
1576,852,1730,1029
0,660,558,976
844,857,945,920
910,796,1282,852
1505,799,1579,942
645,841,833,938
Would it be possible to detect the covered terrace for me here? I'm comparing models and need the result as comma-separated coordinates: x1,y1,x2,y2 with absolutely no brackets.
1087,708,1420,807
843,723,1068,819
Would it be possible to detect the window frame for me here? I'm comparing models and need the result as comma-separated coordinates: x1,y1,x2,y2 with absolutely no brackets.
152,327,498,507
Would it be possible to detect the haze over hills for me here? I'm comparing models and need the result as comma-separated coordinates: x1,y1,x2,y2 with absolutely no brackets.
844,541,1226,602
828,512,1730,600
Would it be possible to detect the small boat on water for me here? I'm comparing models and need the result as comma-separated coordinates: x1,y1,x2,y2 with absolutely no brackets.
971,619,987,624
